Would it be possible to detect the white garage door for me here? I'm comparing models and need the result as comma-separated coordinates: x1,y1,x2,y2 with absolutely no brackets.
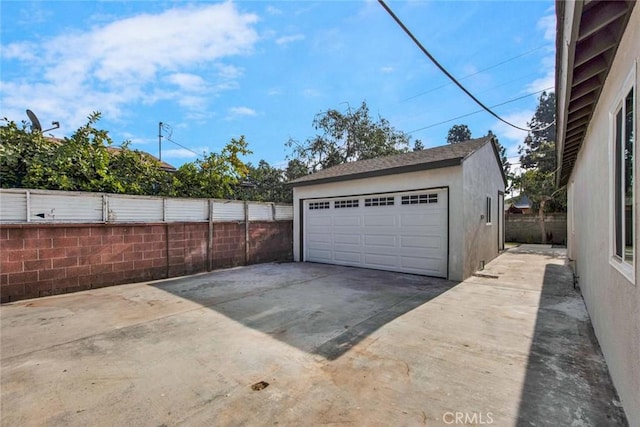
303,189,448,278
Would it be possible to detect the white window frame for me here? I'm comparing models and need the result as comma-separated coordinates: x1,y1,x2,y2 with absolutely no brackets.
609,65,636,282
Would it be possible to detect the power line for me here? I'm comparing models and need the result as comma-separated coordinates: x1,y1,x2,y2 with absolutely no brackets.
408,86,553,134
160,122,205,159
402,45,547,102
378,0,547,133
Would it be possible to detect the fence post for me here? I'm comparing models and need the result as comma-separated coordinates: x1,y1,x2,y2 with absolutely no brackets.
102,194,108,222
26,190,31,223
208,199,214,271
244,200,250,264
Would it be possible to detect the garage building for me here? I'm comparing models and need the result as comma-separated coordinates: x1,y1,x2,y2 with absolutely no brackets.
289,137,506,281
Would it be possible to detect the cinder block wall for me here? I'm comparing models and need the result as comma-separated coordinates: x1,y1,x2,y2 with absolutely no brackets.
505,214,567,245
0,221,293,303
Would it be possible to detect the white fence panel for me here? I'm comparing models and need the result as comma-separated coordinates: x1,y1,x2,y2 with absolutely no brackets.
0,191,27,223
249,203,273,221
108,196,163,222
0,189,292,224
212,200,244,221
165,198,208,222
31,192,103,223
274,205,293,221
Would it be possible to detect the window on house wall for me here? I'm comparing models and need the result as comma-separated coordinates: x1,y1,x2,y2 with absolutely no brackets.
486,196,492,224
614,86,635,266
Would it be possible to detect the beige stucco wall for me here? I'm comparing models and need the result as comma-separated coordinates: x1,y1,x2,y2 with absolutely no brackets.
461,142,506,278
568,6,640,424
292,165,465,280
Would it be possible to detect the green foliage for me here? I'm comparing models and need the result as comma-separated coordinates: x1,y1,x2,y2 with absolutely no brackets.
0,119,53,188
519,92,556,173
446,124,472,144
0,113,262,201
413,139,425,151
284,159,309,181
287,101,410,171
236,160,291,203
485,130,513,191
171,136,252,199
516,92,565,212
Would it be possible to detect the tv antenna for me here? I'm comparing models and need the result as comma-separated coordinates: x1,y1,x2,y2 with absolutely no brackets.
26,109,60,133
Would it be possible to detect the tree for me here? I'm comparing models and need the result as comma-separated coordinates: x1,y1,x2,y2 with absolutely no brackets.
446,124,472,144
284,159,309,181
237,160,291,203
0,118,53,188
486,130,512,191
519,92,557,173
171,136,252,199
413,139,425,151
0,113,254,200
516,91,565,243
287,101,410,171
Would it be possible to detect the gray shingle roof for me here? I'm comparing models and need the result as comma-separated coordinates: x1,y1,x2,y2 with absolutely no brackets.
288,137,493,187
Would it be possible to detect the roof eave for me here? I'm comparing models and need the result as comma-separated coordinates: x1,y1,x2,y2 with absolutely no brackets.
556,0,636,187
288,158,463,188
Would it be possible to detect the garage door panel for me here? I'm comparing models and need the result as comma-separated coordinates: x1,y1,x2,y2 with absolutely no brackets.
400,213,445,227
364,253,398,267
364,234,397,247
309,216,332,226
363,215,396,226
334,234,360,244
308,233,332,244
333,216,361,227
334,251,362,263
308,248,332,261
400,235,442,249
304,189,447,278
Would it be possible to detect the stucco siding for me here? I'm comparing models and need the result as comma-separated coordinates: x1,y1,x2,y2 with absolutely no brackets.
461,142,506,279
293,166,465,280
568,6,640,424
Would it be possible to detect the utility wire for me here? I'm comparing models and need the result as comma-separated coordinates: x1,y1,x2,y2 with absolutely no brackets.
403,45,546,102
378,0,547,133
161,122,205,158
408,86,553,133
165,136,203,158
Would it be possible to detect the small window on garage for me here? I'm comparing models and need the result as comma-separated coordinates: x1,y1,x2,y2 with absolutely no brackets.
334,199,359,209
401,193,438,205
486,196,492,224
364,197,395,207
309,201,330,210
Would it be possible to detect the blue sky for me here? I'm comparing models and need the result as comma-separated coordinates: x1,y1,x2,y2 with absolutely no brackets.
1,1,555,171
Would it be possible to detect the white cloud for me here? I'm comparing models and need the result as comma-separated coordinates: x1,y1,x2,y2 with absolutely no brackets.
216,64,244,80
227,106,258,120
267,87,282,96
492,110,533,145
162,148,207,159
167,73,206,92
276,34,305,46
537,12,556,42
380,66,395,74
0,3,260,130
303,88,322,98
266,6,282,15
526,71,555,94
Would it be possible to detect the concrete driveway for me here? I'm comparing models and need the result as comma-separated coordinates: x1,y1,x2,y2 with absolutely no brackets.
1,246,627,426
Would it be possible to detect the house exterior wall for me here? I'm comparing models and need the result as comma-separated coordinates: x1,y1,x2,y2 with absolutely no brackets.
293,166,465,280
567,6,640,423
461,142,506,278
